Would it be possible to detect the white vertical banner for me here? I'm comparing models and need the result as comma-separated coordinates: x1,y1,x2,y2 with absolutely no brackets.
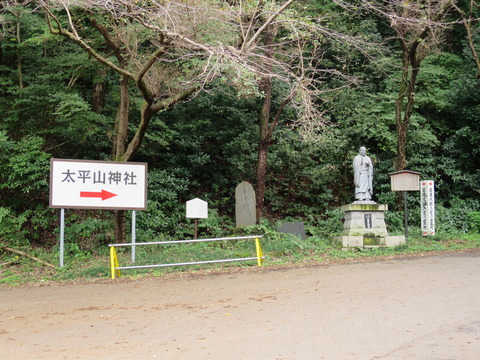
420,180,435,236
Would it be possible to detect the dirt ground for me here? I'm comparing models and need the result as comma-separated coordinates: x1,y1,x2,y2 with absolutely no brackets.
1,250,480,360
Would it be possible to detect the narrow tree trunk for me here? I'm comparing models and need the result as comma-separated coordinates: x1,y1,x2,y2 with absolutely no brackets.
16,19,23,89
114,210,127,244
92,68,107,112
112,74,129,160
120,104,154,162
112,72,129,243
256,135,270,222
454,2,480,78
396,122,408,171
394,56,420,172
395,44,421,208
254,21,278,223
255,75,273,222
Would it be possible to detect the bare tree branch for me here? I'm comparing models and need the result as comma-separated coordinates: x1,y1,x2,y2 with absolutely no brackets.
452,0,480,77
241,0,295,52
41,4,135,78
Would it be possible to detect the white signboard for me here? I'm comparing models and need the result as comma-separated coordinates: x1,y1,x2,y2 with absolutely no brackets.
50,159,147,210
420,180,435,236
186,198,208,218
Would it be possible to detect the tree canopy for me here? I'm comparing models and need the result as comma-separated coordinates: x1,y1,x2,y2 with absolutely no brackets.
0,0,479,248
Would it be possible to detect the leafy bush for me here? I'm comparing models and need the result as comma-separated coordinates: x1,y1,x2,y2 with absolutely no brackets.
0,207,27,246
467,211,480,233
135,169,191,240
64,213,113,252
384,210,405,234
0,135,50,208
306,208,344,239
196,208,235,239
436,198,480,235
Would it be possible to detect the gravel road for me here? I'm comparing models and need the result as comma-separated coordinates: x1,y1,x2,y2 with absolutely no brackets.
1,250,480,359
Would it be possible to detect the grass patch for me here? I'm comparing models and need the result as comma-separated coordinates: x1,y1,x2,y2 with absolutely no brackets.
1,230,480,286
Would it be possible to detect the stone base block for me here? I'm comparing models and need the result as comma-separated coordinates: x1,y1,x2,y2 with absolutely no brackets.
334,235,406,248
341,203,389,237
341,204,388,212
334,236,363,247
385,236,406,247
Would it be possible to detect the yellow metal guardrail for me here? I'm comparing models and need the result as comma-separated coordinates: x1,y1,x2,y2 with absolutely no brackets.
109,235,264,279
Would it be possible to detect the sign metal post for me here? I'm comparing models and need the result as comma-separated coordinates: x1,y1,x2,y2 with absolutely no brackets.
131,211,136,263
60,208,65,267
403,191,408,238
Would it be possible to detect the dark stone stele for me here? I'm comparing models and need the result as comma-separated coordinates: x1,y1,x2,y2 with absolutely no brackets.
278,222,306,240
364,214,372,229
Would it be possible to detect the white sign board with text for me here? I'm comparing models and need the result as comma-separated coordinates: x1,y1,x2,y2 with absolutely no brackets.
186,198,208,218
420,180,435,236
50,159,147,210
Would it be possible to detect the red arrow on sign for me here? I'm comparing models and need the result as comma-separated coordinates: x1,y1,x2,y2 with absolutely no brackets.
80,190,117,201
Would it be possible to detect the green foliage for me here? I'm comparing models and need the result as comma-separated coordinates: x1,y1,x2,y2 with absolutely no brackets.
384,211,406,234
0,207,28,246
436,198,480,235
63,213,113,253
224,223,311,257
143,169,189,228
265,128,347,216
467,212,480,233
1,1,480,263
0,134,50,210
195,209,235,239
306,208,345,239
155,89,259,185
415,53,464,113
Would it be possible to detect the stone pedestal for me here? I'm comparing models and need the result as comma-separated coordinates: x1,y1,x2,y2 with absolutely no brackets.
342,203,388,237
335,203,405,248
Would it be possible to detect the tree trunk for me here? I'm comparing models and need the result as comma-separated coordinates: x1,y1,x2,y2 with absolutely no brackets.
394,43,421,208
16,18,23,89
114,210,127,244
394,45,420,172
254,20,278,223
119,103,154,162
396,122,408,171
255,73,274,223
92,68,107,112
112,72,129,243
112,73,129,160
255,122,271,222
453,2,480,78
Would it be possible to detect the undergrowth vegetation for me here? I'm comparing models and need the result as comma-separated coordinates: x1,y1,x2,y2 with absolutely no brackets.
2,2,480,288
2,222,479,287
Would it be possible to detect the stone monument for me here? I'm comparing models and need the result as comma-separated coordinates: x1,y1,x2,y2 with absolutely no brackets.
278,222,306,240
336,147,405,248
235,181,256,226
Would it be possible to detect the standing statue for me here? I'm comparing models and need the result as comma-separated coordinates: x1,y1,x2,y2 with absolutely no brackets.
353,146,374,202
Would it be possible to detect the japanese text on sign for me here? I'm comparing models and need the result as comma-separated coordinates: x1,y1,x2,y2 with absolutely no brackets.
420,180,435,236
61,169,138,185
